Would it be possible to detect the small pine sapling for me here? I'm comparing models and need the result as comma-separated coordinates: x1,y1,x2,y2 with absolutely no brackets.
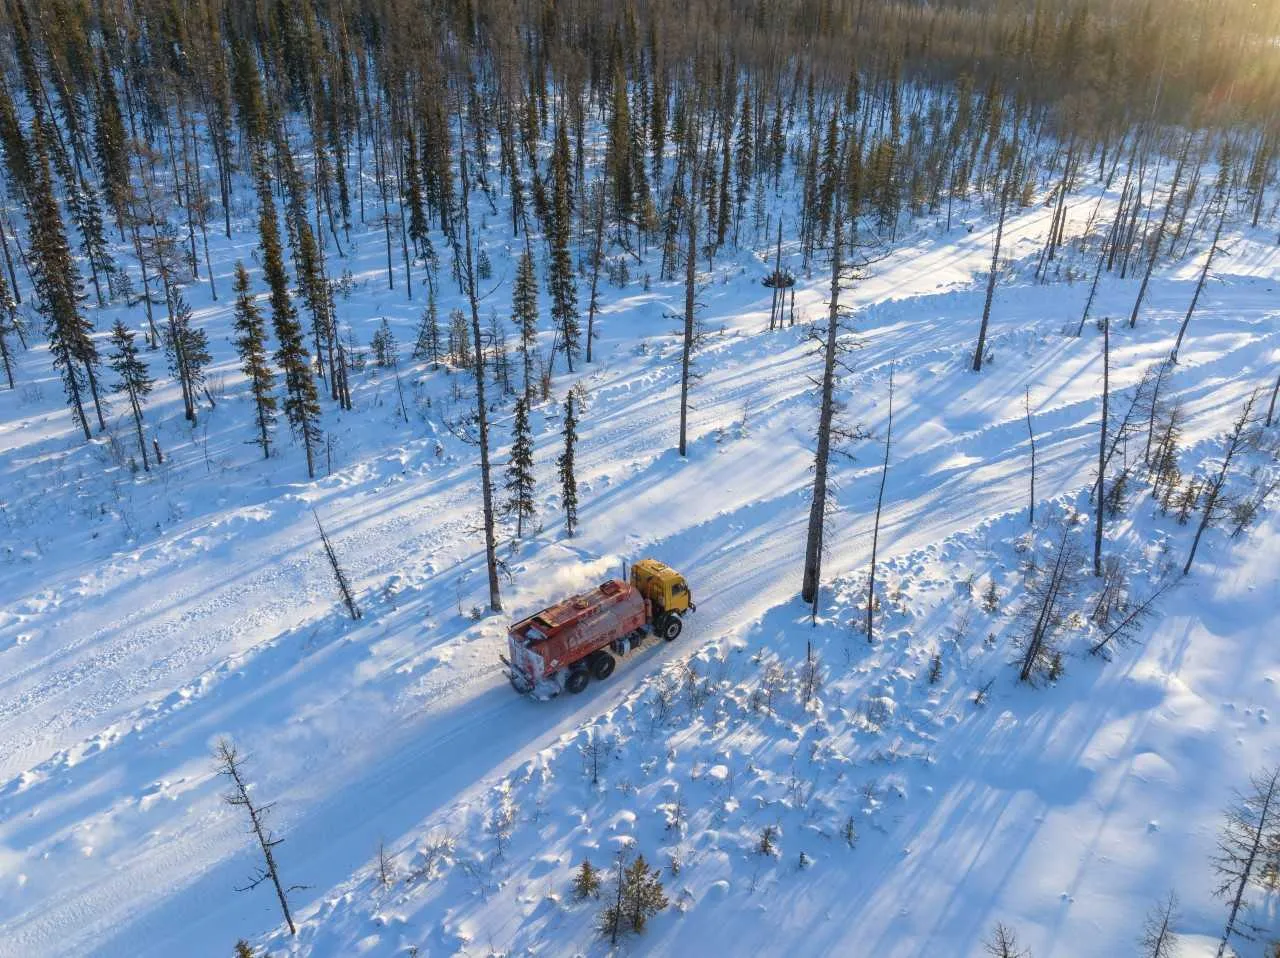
573,858,601,900
842,816,858,848
982,576,1000,614
757,824,778,856
928,653,943,685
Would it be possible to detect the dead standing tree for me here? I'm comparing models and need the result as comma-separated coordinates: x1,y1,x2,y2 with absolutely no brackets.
455,95,502,613
972,130,1022,373
314,509,361,619
865,363,895,642
1184,390,1259,575
1094,318,1110,576
801,131,868,608
215,739,300,936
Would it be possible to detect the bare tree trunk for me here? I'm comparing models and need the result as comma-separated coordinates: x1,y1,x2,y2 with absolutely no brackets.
1094,317,1109,576
1172,193,1227,363
769,217,782,331
1268,365,1280,427
801,184,844,605
457,106,502,613
1186,391,1257,575
1130,134,1191,328
972,153,1014,372
866,365,894,641
1025,386,1036,524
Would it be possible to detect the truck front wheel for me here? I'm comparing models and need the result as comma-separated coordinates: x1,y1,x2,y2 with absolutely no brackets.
565,669,590,694
658,613,683,641
589,651,616,680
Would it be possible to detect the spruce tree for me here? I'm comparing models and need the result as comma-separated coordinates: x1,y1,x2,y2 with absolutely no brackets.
558,390,579,537
512,247,539,400
92,50,131,234
403,125,429,257
371,318,397,368
0,80,33,204
411,292,442,368
621,854,668,934
232,262,277,459
548,122,580,372
107,320,154,470
504,396,537,537
257,161,322,478
28,119,99,440
165,293,211,424
573,858,601,900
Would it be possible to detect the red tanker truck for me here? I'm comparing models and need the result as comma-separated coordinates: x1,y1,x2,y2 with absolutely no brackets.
501,559,695,696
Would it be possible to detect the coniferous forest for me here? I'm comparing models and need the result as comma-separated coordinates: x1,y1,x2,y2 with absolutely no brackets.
2,1,1280,955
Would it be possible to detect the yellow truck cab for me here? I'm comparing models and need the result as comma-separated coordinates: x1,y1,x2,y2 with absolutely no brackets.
630,558,695,640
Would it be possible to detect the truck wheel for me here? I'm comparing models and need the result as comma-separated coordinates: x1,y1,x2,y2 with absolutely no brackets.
589,651,616,680
565,669,590,694
659,613,683,641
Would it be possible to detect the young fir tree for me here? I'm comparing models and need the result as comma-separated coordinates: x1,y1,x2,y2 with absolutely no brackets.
621,854,668,934
558,390,579,537
403,124,430,257
573,858,601,900
232,262,277,458
165,293,211,424
504,396,537,537
411,291,442,368
28,119,100,440
257,161,322,478
548,122,580,371
107,320,154,470
512,247,539,401
371,317,398,368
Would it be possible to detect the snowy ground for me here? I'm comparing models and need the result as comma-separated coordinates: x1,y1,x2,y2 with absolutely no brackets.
0,158,1278,957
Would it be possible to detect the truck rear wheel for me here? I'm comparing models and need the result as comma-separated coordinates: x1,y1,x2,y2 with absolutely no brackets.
589,651,616,680
565,669,590,694
658,613,683,641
